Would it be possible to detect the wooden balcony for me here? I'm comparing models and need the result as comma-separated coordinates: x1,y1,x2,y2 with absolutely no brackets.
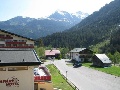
0,36,13,39
6,41,26,44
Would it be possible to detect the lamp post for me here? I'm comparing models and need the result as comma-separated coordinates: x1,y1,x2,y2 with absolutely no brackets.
66,71,68,80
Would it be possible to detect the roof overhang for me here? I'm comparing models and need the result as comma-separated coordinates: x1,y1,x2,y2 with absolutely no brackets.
0,62,41,66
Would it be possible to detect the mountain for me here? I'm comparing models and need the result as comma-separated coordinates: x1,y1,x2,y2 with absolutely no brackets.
48,10,88,24
42,0,120,52
0,11,88,39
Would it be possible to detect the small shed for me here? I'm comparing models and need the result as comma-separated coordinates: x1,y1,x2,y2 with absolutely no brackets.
92,54,112,67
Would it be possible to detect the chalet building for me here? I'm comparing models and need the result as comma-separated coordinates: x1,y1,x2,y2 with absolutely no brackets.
0,29,41,90
92,54,112,67
70,48,93,62
45,49,60,59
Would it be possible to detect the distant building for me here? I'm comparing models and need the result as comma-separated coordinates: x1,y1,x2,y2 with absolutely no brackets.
70,48,93,62
92,54,112,67
0,29,41,90
45,49,60,59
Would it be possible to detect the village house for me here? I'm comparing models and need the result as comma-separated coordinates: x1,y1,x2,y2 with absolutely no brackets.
0,29,53,90
70,48,93,62
92,54,112,67
45,49,60,59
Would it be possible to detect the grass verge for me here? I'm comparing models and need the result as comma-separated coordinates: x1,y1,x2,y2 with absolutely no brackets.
46,64,74,90
82,63,120,77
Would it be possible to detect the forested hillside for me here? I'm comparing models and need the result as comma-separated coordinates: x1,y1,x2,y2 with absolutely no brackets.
42,0,120,53
100,26,120,53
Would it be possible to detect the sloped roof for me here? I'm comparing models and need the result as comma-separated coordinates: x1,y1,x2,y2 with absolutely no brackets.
45,50,60,56
95,54,111,63
70,48,86,53
45,50,55,55
0,29,34,41
52,50,60,54
0,50,41,66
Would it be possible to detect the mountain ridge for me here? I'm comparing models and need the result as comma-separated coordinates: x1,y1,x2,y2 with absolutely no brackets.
42,0,120,53
0,10,88,39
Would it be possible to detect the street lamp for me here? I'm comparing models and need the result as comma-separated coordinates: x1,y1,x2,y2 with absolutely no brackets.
66,71,68,80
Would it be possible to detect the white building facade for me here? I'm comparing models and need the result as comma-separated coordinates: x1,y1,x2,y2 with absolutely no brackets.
0,66,34,90
0,29,41,90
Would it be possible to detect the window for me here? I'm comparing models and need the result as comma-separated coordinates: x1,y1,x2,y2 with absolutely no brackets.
8,67,28,71
0,44,4,47
24,44,28,46
0,34,4,37
22,40,25,42
0,67,6,71
29,44,33,46
19,40,27,42
0,38,5,41
6,44,11,47
18,44,23,46
6,35,10,37
5,39,12,42
13,40,17,42
13,44,17,47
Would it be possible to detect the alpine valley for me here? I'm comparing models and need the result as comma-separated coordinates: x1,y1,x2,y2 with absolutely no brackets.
0,10,88,39
42,0,120,53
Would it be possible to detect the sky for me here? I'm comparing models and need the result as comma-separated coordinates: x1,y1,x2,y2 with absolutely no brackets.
0,0,114,21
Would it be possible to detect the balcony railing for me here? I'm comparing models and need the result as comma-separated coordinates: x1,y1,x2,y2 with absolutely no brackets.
0,36,13,39
34,76,51,81
6,41,26,44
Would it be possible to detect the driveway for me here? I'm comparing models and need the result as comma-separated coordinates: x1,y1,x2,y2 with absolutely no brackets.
52,59,120,90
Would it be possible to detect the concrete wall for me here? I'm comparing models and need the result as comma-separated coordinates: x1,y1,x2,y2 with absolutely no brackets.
0,66,34,90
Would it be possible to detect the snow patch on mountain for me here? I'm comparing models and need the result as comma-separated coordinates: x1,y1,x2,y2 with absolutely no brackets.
47,10,89,23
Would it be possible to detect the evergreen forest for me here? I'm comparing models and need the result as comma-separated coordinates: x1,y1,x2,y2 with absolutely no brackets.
36,0,120,64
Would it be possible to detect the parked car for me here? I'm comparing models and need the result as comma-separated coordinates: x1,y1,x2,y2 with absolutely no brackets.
73,61,82,68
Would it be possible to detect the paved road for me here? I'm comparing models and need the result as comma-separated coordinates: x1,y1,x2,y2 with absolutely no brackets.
51,59,120,90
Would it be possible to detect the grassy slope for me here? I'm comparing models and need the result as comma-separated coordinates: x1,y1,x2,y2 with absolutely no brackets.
82,63,120,77
47,64,74,90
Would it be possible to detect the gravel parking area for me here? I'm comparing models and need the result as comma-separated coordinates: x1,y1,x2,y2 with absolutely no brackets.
52,59,120,90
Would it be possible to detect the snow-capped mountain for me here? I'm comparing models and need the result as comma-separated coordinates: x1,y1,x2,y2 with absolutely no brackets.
72,11,89,19
48,10,89,24
0,10,89,39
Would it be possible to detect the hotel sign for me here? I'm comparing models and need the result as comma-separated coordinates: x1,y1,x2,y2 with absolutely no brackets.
0,76,19,87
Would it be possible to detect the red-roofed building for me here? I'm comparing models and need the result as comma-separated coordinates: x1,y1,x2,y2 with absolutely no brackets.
45,49,60,59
